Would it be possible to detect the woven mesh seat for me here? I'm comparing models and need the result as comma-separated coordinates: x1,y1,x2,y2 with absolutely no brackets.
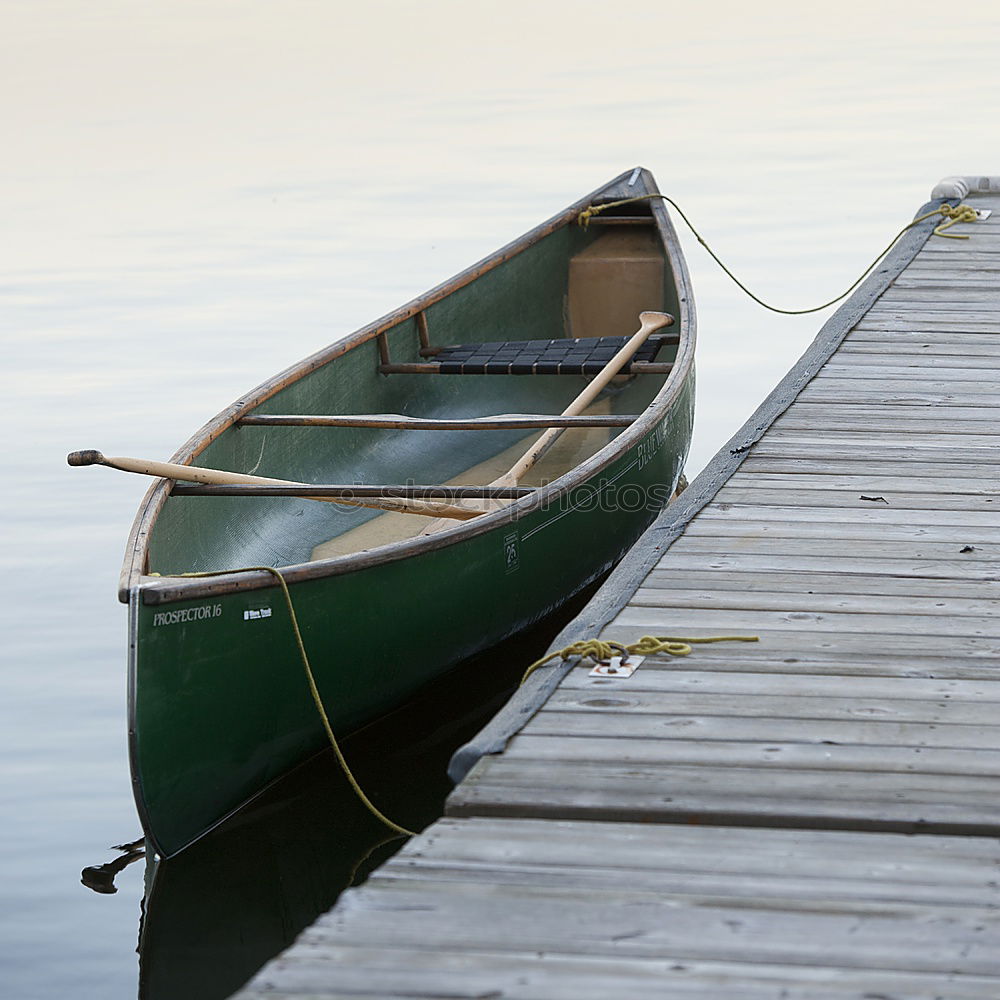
431,335,671,375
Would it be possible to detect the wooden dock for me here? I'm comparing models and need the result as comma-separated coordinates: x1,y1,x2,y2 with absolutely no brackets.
235,177,1000,999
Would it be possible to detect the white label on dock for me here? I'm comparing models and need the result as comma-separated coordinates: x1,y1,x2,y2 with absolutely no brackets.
589,655,643,678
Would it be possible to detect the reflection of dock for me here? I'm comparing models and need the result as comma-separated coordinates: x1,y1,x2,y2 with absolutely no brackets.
236,177,1000,998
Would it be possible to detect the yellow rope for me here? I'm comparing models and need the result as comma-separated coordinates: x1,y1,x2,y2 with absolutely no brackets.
521,634,759,685
578,195,981,315
176,567,416,838
932,203,979,238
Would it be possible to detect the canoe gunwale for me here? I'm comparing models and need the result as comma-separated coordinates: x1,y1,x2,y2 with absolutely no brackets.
121,167,696,606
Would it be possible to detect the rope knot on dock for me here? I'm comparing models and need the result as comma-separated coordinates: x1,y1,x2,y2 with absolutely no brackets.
932,202,980,238
520,633,759,685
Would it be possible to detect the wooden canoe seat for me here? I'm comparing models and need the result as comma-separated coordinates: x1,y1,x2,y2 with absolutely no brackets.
379,333,677,376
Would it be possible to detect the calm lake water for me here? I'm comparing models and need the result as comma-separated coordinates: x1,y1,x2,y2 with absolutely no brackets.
3,2,1000,996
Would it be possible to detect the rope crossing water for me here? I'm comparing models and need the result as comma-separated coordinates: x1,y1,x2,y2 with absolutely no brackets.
521,634,760,685
578,196,982,315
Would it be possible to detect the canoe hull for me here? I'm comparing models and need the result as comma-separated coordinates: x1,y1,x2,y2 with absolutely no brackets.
124,166,697,857
130,379,693,858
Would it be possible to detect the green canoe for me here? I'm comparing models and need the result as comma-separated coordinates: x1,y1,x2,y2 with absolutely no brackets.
120,167,696,858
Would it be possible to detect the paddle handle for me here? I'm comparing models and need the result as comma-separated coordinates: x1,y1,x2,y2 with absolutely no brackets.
66,450,479,520
504,310,673,484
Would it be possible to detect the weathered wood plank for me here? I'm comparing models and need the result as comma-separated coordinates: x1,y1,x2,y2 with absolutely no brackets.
560,651,1000,680
697,502,1000,528
819,361,1000,377
507,734,1000,779
745,438,1000,461
657,550,1000,581
239,954,1000,1000
857,313,1000,329
651,557,1000,589
877,288,1000,303
713,486,1000,512
608,612,1000,653
543,687,1000,726
236,947,1000,1000
399,818,1000,891
829,351,1000,368
892,277,1000,290
522,710,1000,752
873,292,1000,313
304,868,1000,969
560,666,1000,701
738,456,1000,479
634,582,999,617
901,260,1000,272
682,513,1000,543
774,406,1000,435
914,245,1000,257
842,335,1000,353
850,326,1000,340
448,757,1000,835
801,375,1000,395
797,384,1000,406
663,538,1000,570
756,432,1000,456
726,469,1000,495
764,429,1000,448
860,303,1000,315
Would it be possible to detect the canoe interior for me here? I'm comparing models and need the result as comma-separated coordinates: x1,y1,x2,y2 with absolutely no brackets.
146,220,681,576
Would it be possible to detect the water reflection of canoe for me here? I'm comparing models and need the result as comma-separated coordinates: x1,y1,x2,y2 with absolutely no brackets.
120,167,696,858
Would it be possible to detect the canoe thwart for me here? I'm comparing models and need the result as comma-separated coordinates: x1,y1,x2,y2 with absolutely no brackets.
581,214,657,225
379,330,675,376
236,413,641,429
170,484,536,500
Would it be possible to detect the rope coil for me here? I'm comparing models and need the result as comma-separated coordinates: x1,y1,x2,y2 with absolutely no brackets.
579,195,982,314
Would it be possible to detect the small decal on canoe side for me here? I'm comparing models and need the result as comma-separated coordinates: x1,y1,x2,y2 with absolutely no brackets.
152,604,223,627
503,532,520,574
243,607,272,621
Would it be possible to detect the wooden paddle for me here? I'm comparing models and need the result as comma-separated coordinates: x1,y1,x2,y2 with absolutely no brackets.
66,450,480,521
421,310,674,534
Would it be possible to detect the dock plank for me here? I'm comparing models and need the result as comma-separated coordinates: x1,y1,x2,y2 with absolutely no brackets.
829,351,1000,367
448,757,1000,834
610,604,999,639
695,502,1000,528
518,710,1000,752
773,406,1000,434
714,486,1000,512
725,468,1000,493
817,363,1000,379
645,565,1000,596
633,582,999,617
796,383,1000,407
559,667,1000,700
738,456,1000,478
